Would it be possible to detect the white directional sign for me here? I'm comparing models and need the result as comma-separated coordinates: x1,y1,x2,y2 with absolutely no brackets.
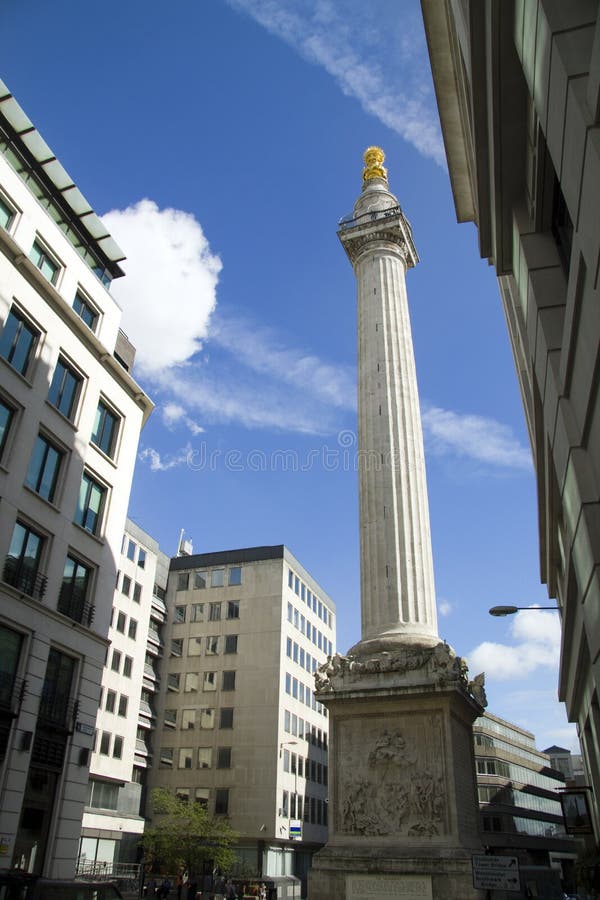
472,855,520,892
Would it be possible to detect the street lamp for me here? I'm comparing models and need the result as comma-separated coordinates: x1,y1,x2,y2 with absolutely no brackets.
488,605,559,616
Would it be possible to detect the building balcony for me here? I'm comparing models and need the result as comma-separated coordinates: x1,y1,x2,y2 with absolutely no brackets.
146,627,163,648
57,587,95,627
3,556,47,600
38,693,77,732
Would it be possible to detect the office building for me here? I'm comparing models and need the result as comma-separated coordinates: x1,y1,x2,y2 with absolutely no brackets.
147,545,335,887
0,81,152,876
78,520,169,872
422,0,600,840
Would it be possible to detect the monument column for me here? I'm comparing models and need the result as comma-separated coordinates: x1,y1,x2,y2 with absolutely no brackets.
348,147,437,649
308,150,485,900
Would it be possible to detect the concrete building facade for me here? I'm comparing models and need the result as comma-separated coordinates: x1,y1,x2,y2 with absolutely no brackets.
0,81,152,876
421,0,600,842
147,545,335,885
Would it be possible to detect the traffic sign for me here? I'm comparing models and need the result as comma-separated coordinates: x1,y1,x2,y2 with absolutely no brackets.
472,854,520,892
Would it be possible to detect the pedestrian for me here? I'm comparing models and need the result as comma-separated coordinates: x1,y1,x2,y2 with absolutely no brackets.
259,884,266,900
160,877,171,900
225,879,236,900
213,875,226,900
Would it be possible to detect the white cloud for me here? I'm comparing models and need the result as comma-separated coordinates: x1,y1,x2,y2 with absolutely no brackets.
102,200,221,377
139,444,193,472
422,406,532,471
438,598,453,617
161,403,205,435
210,314,356,410
467,607,561,680
225,0,445,165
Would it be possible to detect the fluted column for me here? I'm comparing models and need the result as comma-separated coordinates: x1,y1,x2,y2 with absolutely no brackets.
339,148,438,649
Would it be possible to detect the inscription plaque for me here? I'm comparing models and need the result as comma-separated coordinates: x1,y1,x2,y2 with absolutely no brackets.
347,874,433,900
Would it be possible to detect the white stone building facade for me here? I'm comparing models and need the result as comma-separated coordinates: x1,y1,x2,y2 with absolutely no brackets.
0,81,152,876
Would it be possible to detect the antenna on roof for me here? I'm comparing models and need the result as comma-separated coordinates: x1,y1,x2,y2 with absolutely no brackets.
177,528,193,557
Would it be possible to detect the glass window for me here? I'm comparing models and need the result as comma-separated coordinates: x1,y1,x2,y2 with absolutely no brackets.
195,788,209,806
164,709,177,727
5,521,44,597
113,735,123,759
209,602,221,621
30,240,60,284
88,780,119,810
91,400,120,458
111,651,121,672
220,708,234,729
133,582,142,603
75,471,106,535
99,732,110,755
211,568,224,587
122,575,131,596
191,603,204,622
0,308,39,376
159,748,173,768
58,554,92,624
123,655,133,677
288,568,293,588
105,690,116,713
116,611,126,633
128,619,137,640
194,571,207,589
200,708,215,729
198,748,212,769
228,566,242,586
182,709,196,730
118,695,128,716
224,635,238,654
0,195,16,230
203,672,217,692
178,748,194,769
48,357,81,420
177,572,189,591
227,600,240,620
171,639,183,657
176,788,190,802
222,670,236,691
138,548,146,569
188,637,203,656
215,789,229,815
126,539,136,561
174,605,186,623
206,636,219,655
73,292,98,331
167,672,180,691
184,673,198,692
0,399,14,458
217,747,231,769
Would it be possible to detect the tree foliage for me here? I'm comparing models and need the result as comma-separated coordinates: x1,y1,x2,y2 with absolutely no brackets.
142,788,237,876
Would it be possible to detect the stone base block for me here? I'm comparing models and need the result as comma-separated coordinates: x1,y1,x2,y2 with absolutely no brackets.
308,847,484,900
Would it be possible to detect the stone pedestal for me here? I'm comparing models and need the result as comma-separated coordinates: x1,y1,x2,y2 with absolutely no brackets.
308,643,485,900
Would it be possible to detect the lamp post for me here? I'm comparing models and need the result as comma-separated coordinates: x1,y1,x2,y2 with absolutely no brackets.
279,741,299,900
488,605,559,616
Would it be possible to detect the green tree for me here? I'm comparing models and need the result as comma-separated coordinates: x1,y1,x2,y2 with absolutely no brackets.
142,788,237,876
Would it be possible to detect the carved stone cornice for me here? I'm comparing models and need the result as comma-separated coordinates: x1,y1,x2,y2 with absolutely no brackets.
314,641,487,709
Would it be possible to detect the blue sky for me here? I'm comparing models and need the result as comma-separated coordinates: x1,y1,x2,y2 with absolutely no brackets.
2,0,576,751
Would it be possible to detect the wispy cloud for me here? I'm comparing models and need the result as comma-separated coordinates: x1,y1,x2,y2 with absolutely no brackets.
438,598,453,617
422,406,532,471
138,444,193,472
467,607,561,680
225,0,445,165
161,403,205,436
